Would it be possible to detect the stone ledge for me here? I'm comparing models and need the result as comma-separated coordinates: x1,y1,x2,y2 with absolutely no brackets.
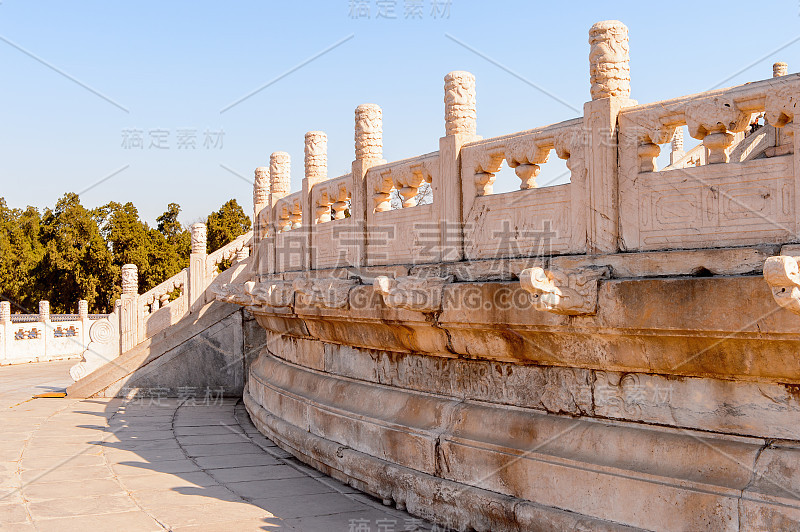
264,332,800,440
250,274,800,383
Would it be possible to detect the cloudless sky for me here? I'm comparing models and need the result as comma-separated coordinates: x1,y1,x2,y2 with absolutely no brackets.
1,0,799,224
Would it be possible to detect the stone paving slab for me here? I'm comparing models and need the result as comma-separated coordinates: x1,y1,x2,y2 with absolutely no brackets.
0,360,433,531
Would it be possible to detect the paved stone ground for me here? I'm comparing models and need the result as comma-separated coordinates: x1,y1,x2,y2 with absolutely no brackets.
0,361,430,531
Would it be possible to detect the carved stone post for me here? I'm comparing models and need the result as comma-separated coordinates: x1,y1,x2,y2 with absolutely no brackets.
303,131,327,269
353,104,385,267
78,299,89,349
37,301,50,358
774,62,788,78
439,71,478,262
252,166,270,281
39,300,50,322
120,264,138,352
670,128,685,166
271,151,291,201
583,20,634,253
0,301,9,361
189,223,207,312
589,20,631,100
270,152,291,273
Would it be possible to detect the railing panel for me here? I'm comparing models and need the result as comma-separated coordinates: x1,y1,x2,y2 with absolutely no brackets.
367,203,436,266
365,153,439,266
206,231,252,279
138,268,188,342
274,192,305,272
619,74,800,251
628,157,793,250
460,119,586,259
141,294,188,341
311,174,355,269
465,185,574,259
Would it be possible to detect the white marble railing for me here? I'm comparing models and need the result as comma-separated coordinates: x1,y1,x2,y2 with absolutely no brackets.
248,51,797,274
1,300,107,365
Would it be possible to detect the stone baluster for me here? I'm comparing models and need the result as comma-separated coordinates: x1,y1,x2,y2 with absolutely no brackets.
515,164,540,190
638,141,660,172
290,201,302,230
304,131,327,269
316,190,333,223
373,173,394,213
189,223,207,312
703,130,735,164
774,62,788,78
120,264,138,352
78,300,88,319
353,104,385,267
332,184,349,220
583,20,634,253
0,301,8,360
670,128,685,166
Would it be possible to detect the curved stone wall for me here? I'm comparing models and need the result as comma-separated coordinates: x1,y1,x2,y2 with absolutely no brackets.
241,264,800,530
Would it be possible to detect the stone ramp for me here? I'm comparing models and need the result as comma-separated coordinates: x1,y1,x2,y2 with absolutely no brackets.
67,300,249,399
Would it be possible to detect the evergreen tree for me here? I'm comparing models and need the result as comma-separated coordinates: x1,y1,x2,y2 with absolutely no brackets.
0,199,44,312
99,201,183,293
206,199,251,253
157,203,190,267
33,193,117,313
0,195,252,313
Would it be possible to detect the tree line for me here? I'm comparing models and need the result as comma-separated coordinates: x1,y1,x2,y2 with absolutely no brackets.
0,193,251,314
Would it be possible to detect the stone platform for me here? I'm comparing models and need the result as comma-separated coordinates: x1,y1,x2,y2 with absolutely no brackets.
0,361,427,531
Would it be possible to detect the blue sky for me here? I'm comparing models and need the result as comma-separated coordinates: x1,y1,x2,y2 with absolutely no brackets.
1,0,799,224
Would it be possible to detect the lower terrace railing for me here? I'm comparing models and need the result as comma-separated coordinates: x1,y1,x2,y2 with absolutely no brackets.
1,300,107,365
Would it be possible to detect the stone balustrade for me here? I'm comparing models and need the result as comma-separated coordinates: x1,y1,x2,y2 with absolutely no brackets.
223,20,800,531
0,299,107,365
250,44,800,272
